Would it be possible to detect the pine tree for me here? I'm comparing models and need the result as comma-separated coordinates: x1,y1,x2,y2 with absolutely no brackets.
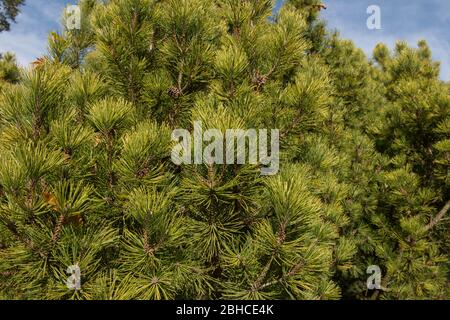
0,0,24,32
0,52,20,90
48,0,97,69
366,41,450,299
0,0,448,300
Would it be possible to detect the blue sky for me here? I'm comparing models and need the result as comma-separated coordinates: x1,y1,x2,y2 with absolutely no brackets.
0,0,449,81
318,0,450,81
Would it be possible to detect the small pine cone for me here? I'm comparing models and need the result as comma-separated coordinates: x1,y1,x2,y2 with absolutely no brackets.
168,86,182,98
253,72,268,90
136,166,149,178
63,148,72,160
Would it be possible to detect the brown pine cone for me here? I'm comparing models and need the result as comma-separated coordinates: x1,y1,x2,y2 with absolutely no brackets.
253,72,268,90
168,86,182,98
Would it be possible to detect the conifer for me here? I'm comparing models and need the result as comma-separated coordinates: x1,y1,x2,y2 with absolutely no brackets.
0,0,448,300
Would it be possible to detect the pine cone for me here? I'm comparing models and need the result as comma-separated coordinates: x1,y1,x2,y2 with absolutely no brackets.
64,148,72,160
253,72,268,90
168,86,182,98
136,166,149,178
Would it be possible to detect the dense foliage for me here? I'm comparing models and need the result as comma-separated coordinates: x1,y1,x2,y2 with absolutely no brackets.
0,0,448,300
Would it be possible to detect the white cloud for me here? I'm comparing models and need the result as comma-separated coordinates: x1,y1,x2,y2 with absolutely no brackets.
0,31,45,65
0,0,66,66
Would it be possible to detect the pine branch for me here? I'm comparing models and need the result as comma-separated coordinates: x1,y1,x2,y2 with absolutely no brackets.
252,255,274,291
0,216,35,250
51,213,65,245
425,200,450,231
258,259,305,291
252,220,288,291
